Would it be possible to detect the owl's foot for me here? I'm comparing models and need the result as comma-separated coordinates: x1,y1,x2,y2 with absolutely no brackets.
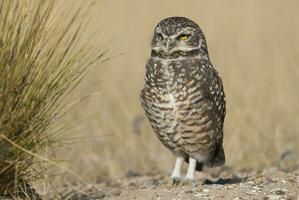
185,157,197,179
170,156,184,185
172,177,182,185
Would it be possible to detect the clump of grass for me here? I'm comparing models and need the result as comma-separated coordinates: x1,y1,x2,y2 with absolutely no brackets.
0,0,104,198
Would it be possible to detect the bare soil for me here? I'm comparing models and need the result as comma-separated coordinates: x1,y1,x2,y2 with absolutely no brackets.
56,167,298,200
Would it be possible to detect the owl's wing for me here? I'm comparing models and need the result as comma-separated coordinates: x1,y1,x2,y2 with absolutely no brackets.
199,59,226,166
200,59,226,132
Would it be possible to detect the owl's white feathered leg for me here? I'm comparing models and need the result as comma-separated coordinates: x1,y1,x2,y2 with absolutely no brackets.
171,156,183,184
185,157,197,180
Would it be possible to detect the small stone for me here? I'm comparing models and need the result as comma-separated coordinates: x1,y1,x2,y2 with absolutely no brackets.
225,185,234,189
273,189,286,195
203,188,210,193
266,177,277,183
140,185,147,189
128,182,138,188
153,194,161,200
265,194,280,200
195,193,204,197
233,197,243,200
185,190,193,194
247,181,254,185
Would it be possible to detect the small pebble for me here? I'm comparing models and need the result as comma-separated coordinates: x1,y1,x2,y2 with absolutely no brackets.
265,194,280,200
184,190,193,194
272,189,286,195
140,185,147,189
203,188,210,193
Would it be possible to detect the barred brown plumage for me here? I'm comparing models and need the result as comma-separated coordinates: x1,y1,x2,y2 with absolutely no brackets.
140,16,226,183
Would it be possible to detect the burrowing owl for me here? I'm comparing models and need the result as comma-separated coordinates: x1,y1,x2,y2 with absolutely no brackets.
140,17,226,183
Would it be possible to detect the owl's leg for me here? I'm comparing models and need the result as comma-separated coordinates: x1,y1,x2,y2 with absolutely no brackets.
171,156,184,185
185,157,197,180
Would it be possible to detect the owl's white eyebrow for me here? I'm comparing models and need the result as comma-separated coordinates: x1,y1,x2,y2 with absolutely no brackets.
176,29,193,35
155,29,193,39
156,31,167,37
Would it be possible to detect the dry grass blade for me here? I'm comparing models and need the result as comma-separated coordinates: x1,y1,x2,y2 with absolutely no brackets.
0,0,105,198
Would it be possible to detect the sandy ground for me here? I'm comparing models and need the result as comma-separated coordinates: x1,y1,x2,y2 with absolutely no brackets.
55,168,298,200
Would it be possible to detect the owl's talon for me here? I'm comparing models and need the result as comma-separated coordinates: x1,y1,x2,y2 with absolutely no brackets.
172,177,182,185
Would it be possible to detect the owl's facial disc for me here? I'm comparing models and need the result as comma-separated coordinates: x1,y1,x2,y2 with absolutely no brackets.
151,27,201,58
150,17,209,59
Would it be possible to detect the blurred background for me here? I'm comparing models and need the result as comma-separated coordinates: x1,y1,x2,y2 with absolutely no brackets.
56,0,299,183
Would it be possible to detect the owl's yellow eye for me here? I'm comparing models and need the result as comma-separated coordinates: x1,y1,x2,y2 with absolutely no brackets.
178,34,190,41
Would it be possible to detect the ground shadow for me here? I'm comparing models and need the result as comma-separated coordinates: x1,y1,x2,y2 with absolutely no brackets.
203,177,246,185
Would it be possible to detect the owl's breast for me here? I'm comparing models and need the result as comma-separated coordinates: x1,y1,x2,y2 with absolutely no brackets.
141,57,219,155
141,58,212,131
142,57,207,108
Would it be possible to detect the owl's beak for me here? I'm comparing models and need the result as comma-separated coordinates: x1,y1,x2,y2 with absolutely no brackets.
165,39,176,52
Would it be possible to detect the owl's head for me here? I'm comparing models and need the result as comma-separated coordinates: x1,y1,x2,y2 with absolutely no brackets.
151,17,209,59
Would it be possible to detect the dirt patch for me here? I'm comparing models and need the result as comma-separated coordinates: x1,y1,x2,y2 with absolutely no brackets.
54,168,298,200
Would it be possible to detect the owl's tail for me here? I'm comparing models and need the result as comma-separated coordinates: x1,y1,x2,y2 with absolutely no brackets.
211,144,225,167
185,145,225,171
